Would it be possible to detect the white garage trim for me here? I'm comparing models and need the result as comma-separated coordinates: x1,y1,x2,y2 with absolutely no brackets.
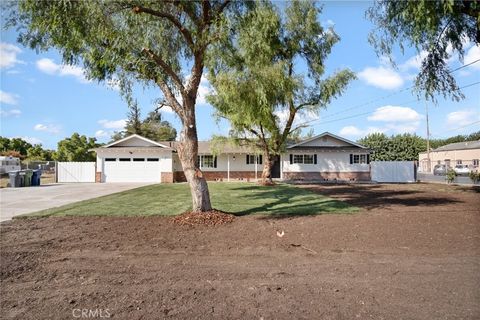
103,158,162,183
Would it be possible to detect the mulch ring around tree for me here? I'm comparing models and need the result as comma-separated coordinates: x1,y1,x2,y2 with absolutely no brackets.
171,209,235,226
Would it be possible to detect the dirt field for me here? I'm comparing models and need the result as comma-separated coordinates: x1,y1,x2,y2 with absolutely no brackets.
1,183,479,319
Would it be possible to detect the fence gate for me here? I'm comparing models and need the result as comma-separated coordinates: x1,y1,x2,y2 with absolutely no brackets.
371,161,415,183
57,162,95,183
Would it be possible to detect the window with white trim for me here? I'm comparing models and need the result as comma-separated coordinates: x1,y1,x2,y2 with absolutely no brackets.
293,154,304,164
350,154,369,164
473,159,479,166
246,154,262,164
304,154,314,164
291,154,316,164
198,155,216,168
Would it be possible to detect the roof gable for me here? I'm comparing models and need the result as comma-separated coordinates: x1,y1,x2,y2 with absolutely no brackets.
287,132,367,149
101,134,171,149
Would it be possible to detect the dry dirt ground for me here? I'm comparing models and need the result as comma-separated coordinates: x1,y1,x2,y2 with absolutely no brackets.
1,183,479,319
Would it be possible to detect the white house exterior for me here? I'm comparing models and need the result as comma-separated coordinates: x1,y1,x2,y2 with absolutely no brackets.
283,132,371,181
93,135,174,183
92,132,372,183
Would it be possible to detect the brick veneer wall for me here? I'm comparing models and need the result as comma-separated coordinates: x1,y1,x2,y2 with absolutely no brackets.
283,171,371,181
161,172,174,183
95,172,101,183
174,171,259,182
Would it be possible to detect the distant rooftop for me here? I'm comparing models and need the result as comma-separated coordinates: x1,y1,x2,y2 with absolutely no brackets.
432,140,480,152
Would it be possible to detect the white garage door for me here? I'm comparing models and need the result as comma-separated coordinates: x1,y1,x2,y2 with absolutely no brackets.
103,158,161,183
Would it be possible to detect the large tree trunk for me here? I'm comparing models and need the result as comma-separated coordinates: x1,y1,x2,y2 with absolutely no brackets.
177,107,212,212
261,149,274,185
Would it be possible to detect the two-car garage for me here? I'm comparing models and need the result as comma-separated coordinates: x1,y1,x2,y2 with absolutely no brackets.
102,157,163,183
94,135,175,183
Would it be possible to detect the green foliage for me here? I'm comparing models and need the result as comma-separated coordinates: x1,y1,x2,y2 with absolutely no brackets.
430,131,480,149
0,137,32,156
367,0,480,101
468,171,480,184
54,133,100,162
112,104,177,142
0,137,54,161
359,131,480,160
208,1,354,155
358,133,427,161
446,168,456,183
26,145,55,161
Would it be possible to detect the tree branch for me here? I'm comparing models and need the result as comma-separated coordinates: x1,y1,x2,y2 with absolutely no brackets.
133,5,195,49
142,48,185,95
153,76,184,118
281,99,298,143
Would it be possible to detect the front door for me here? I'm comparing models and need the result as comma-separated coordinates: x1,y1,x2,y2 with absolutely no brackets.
271,156,281,178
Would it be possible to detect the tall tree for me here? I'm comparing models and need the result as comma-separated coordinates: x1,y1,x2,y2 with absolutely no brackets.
367,0,480,101
208,1,354,183
358,133,427,161
54,133,99,162
112,107,177,142
7,0,244,211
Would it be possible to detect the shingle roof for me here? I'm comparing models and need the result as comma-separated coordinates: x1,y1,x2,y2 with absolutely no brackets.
432,140,480,152
158,141,255,154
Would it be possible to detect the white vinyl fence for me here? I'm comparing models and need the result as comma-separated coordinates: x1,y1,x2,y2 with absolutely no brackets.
57,162,96,183
371,161,415,183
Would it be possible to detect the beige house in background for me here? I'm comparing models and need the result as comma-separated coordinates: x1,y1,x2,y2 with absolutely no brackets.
419,140,480,173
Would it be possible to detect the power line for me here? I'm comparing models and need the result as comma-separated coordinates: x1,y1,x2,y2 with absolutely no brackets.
314,59,480,123
431,120,480,138
449,59,480,73
301,80,479,128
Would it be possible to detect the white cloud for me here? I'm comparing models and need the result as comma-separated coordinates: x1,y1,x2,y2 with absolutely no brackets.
446,109,480,127
95,130,110,138
106,78,120,91
274,108,318,130
0,90,19,105
0,43,24,69
464,45,480,70
358,66,404,90
36,58,89,83
339,125,384,138
0,108,21,117
34,123,61,134
368,105,422,122
98,119,127,129
400,50,428,71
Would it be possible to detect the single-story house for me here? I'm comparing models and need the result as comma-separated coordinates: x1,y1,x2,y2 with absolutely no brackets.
418,140,480,173
92,132,372,183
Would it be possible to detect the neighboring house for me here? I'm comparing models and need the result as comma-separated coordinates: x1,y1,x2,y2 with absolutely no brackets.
419,140,480,173
0,156,21,174
92,132,372,183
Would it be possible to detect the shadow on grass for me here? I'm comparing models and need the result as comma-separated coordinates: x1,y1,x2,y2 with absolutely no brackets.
218,184,357,218
299,184,464,210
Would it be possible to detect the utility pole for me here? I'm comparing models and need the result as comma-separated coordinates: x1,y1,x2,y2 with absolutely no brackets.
425,100,431,173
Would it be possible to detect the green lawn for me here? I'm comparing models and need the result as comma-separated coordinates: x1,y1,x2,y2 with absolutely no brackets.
24,182,358,218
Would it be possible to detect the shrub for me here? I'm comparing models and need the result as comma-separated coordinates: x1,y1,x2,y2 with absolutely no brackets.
446,169,456,183
468,171,480,184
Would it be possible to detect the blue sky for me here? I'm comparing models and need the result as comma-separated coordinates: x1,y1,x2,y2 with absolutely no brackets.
1,1,479,150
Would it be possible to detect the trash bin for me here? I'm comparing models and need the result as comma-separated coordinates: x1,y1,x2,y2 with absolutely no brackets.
8,171,21,188
24,169,33,187
31,169,42,186
18,170,26,187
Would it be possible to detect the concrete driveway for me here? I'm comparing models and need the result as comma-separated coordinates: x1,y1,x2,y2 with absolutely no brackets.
0,183,153,222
